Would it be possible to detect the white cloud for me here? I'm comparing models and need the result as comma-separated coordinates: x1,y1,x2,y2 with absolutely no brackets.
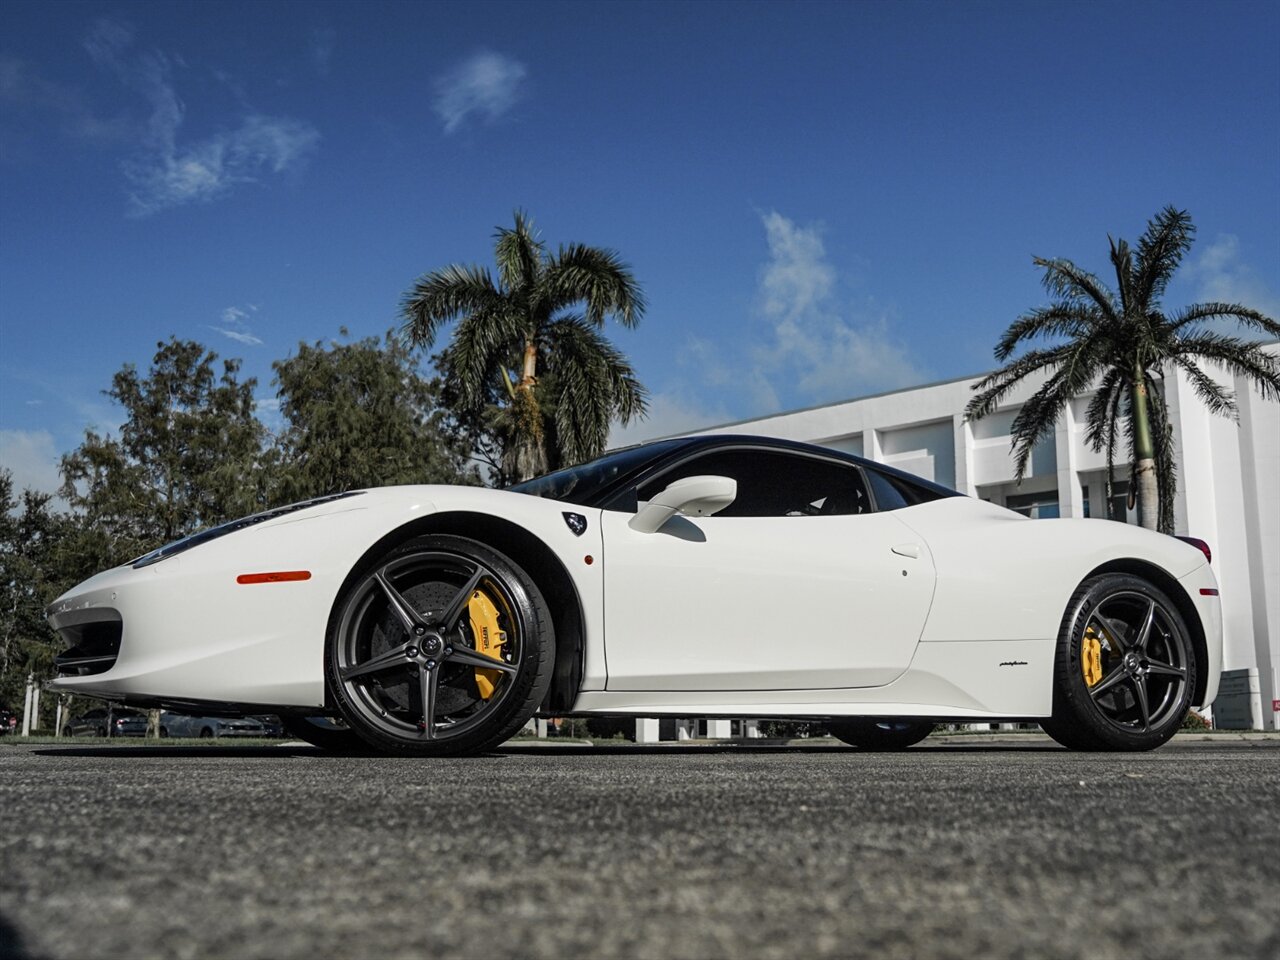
1187,234,1280,322
83,18,319,216
125,113,320,217
751,211,925,406
432,51,527,134
212,328,264,346
0,429,63,501
210,303,263,345
759,211,835,323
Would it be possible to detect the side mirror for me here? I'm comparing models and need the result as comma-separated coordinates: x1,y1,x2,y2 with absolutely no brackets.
628,475,737,534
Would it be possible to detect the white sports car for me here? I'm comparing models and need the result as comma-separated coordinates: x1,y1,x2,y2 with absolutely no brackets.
46,435,1221,754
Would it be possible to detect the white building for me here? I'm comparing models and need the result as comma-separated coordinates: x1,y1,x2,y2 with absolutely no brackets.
670,342,1278,733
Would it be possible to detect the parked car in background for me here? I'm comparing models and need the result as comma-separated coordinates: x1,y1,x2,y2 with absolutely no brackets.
159,712,269,739
249,715,284,737
63,708,147,737
0,707,17,735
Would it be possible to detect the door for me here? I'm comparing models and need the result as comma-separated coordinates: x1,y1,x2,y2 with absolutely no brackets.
601,447,937,691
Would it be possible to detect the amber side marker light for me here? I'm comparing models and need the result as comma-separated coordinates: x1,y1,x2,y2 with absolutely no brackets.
237,571,312,585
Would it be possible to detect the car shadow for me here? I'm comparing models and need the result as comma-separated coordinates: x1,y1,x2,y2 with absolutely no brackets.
0,909,35,960
495,741,1067,756
29,739,1067,759
30,743,351,759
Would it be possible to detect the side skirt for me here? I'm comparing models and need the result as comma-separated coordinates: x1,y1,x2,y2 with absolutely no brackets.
575,638,1054,718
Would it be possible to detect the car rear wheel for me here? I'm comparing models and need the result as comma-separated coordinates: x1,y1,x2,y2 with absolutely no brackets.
1041,573,1196,752
327,535,555,757
827,719,934,750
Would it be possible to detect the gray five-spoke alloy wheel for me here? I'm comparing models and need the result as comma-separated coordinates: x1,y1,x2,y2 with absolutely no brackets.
326,535,553,756
1042,573,1197,751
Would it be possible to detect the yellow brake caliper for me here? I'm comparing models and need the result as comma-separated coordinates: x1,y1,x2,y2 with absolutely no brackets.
1082,625,1104,688
467,589,508,700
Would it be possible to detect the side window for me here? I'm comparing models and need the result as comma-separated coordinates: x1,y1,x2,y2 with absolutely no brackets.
864,468,909,511
864,466,955,510
635,449,871,518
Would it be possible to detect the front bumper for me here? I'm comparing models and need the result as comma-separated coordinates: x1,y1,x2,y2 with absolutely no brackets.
43,519,353,708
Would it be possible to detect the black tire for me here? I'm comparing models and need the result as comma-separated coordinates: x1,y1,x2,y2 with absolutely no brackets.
1041,573,1196,752
281,716,367,753
828,719,934,750
199,727,214,739
61,726,71,738
326,535,555,757
159,727,169,738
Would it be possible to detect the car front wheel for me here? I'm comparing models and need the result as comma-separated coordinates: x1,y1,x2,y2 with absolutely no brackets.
327,535,554,757
1041,573,1196,751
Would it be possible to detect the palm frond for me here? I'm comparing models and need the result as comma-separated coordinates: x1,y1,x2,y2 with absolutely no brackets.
966,344,1081,421
1135,206,1194,307
1004,342,1100,481
400,265,501,348
543,316,649,463
1169,356,1237,418
1081,367,1127,452
1171,333,1280,402
445,307,527,409
493,210,545,295
1033,257,1120,322
1006,373,1068,480
994,304,1103,361
1168,301,1280,337
545,245,647,328
1103,387,1125,520
1109,237,1134,315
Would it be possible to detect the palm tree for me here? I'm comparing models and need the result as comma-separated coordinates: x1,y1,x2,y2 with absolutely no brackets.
967,207,1279,532
401,211,648,483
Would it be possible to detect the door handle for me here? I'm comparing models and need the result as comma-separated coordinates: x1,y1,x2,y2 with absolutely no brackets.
891,543,921,559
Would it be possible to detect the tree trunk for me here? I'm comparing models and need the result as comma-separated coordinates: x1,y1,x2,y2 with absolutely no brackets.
507,340,547,482
1131,371,1159,530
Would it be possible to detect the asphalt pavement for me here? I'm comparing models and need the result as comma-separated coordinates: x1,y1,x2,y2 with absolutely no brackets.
1,737,1277,960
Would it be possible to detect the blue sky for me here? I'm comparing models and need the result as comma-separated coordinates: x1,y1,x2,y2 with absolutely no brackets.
2,0,1278,496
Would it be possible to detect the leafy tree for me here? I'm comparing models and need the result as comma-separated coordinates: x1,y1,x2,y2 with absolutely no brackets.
272,330,477,499
0,471,75,709
401,211,648,484
966,207,1280,531
59,338,272,565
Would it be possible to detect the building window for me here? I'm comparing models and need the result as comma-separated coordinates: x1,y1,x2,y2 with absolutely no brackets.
1081,481,1137,524
1109,482,1134,523
1004,490,1060,519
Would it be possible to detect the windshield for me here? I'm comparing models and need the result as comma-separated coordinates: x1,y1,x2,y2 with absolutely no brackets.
510,440,683,506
